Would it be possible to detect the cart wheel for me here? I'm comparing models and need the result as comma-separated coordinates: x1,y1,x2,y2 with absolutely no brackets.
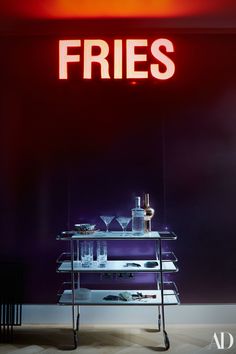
163,330,170,350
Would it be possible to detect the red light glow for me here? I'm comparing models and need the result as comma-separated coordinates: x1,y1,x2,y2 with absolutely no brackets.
0,0,233,19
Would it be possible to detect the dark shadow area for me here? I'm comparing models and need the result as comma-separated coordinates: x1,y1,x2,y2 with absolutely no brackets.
0,263,23,342
12,326,167,351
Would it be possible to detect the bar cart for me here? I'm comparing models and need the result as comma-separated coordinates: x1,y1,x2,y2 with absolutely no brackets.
56,231,179,350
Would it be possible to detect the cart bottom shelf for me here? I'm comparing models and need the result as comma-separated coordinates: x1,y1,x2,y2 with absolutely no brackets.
59,289,179,306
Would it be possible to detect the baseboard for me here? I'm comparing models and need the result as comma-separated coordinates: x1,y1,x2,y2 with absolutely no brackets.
22,305,236,325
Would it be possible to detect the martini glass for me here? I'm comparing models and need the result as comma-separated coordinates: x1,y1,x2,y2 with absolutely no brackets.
100,215,115,232
116,217,131,234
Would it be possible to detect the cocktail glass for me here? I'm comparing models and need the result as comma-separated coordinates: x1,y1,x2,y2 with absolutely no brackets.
116,217,131,234
100,215,115,232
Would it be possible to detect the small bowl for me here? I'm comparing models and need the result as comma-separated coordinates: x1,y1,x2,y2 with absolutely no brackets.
74,224,96,232
61,231,76,237
75,288,91,300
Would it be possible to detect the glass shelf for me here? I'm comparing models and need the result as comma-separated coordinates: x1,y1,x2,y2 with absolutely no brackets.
56,252,178,264
57,260,178,273
58,289,180,306
57,230,177,241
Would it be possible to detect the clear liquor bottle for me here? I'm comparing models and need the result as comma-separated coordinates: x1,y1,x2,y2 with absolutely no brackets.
132,196,144,234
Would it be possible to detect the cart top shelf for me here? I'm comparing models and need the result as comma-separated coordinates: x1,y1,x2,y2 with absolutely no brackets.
57,230,177,241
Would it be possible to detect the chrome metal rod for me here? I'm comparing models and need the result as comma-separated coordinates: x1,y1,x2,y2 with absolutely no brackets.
70,239,75,332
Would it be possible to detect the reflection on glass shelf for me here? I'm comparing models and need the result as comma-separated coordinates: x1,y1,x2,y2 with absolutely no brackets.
158,281,179,295
162,252,178,262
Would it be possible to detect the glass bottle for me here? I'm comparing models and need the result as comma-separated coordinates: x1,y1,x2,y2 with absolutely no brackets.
132,196,144,234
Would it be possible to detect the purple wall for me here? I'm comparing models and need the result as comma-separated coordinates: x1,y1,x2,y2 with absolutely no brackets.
0,21,236,303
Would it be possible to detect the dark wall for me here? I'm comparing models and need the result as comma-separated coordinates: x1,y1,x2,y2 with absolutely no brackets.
0,20,236,303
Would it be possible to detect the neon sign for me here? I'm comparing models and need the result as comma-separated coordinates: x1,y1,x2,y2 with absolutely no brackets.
59,39,175,80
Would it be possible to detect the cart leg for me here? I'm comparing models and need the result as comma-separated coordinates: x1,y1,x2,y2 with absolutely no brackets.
157,306,161,332
158,239,170,350
76,307,80,331
73,329,78,349
156,244,161,333
74,305,80,349
72,306,80,349
160,293,170,350
71,239,79,350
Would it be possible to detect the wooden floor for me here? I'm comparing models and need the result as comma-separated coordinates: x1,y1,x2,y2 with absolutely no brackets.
1,324,236,354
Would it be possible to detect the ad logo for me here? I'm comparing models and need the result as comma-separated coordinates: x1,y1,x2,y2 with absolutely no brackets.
210,332,234,350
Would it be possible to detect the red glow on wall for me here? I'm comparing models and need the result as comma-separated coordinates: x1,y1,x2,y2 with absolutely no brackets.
0,0,234,19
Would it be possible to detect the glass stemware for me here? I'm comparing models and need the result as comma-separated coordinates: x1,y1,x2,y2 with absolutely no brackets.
100,215,115,232
116,216,131,233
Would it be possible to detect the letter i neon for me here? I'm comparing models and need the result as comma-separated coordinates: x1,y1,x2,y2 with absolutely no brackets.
114,40,123,79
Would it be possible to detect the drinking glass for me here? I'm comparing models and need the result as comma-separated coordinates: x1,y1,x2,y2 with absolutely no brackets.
116,216,131,233
97,240,107,267
100,215,115,232
80,241,93,268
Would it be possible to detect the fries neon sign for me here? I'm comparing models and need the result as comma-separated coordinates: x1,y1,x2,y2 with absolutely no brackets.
59,39,175,80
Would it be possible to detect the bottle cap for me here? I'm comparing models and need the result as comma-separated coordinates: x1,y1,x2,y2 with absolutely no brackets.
135,196,141,208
